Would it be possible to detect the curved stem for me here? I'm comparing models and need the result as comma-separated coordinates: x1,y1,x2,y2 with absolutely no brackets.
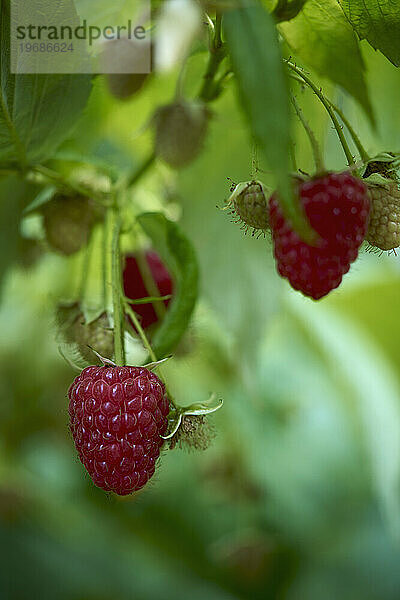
286,61,355,167
124,302,175,407
111,209,125,366
124,302,157,363
291,95,324,173
251,138,259,179
326,98,370,163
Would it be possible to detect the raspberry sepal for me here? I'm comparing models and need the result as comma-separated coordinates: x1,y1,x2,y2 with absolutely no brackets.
162,393,223,440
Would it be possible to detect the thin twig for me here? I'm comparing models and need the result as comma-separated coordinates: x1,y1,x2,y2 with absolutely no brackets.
326,98,370,163
286,61,355,167
111,210,125,365
124,302,157,363
291,95,324,173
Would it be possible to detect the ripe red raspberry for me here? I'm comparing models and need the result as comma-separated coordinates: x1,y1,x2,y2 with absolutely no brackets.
123,251,173,329
269,173,370,300
68,365,171,495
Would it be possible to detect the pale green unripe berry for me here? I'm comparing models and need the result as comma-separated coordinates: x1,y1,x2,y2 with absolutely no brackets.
154,100,210,168
57,304,114,364
367,181,400,251
227,180,270,233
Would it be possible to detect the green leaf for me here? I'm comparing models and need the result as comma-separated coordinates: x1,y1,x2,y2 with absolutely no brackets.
0,175,36,297
339,0,400,67
0,0,92,168
52,150,121,179
280,0,374,123
136,212,199,359
224,0,315,242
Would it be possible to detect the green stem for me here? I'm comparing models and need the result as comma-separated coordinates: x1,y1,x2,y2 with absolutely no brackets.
123,307,174,407
125,152,156,190
111,209,125,366
124,294,172,305
102,211,109,310
198,12,225,102
291,95,324,173
286,61,355,167
251,139,259,179
124,302,157,363
214,10,222,45
326,98,370,163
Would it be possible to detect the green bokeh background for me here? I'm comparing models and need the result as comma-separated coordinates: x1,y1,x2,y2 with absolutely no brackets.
2,40,400,600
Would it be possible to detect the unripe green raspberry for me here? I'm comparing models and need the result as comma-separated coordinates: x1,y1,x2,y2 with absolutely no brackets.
57,303,114,364
227,180,269,234
367,181,400,251
107,72,149,100
101,38,151,100
74,313,114,364
154,100,210,168
43,194,101,256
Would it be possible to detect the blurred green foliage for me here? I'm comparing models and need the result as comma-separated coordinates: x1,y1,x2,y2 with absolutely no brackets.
2,2,400,599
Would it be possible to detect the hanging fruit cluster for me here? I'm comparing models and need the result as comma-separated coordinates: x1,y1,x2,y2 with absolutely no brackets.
7,1,400,498
224,62,400,300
